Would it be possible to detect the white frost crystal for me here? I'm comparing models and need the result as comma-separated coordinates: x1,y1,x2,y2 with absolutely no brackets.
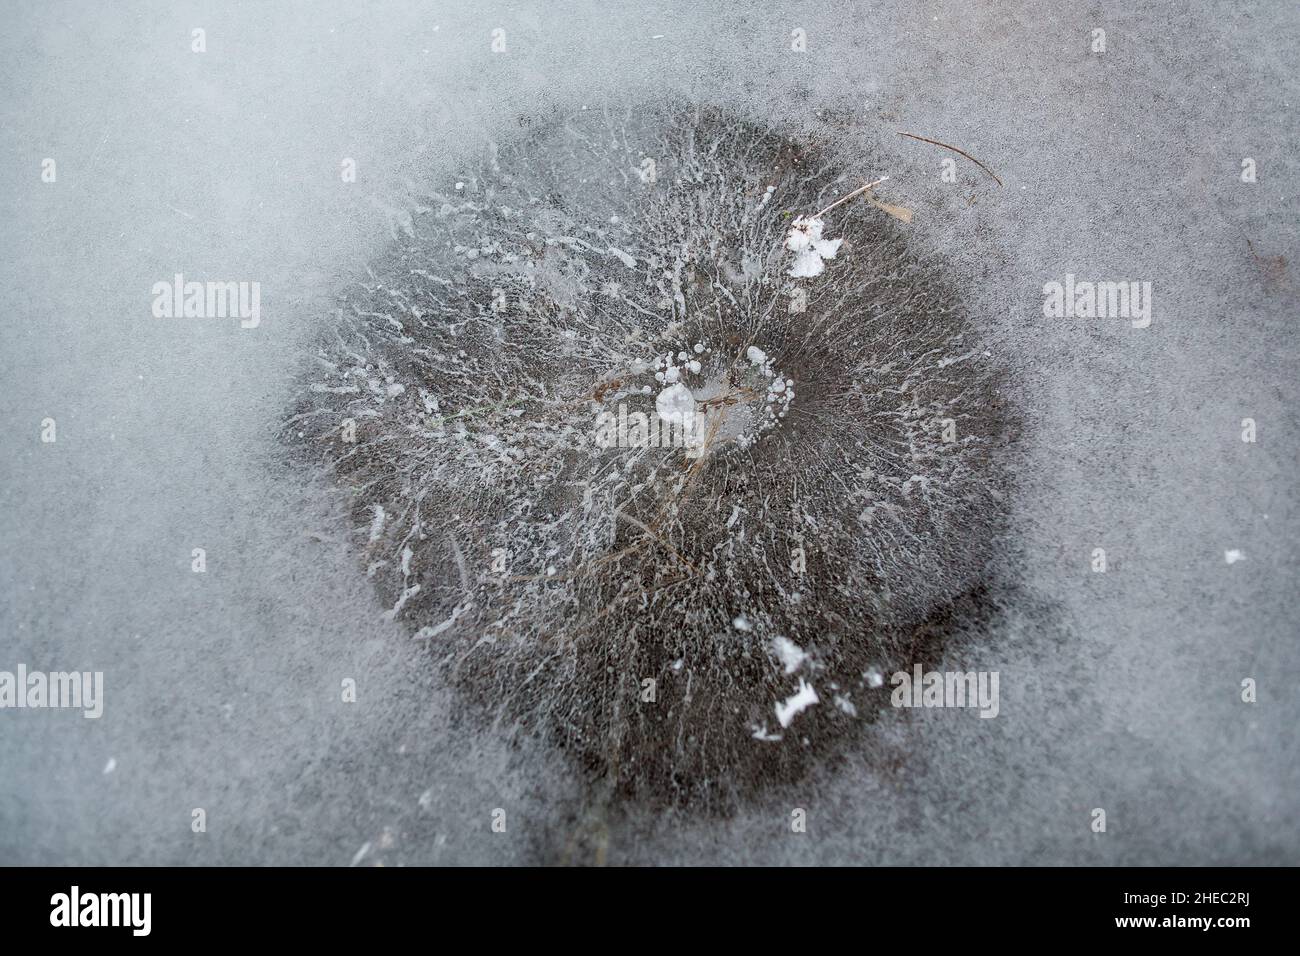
784,216,842,278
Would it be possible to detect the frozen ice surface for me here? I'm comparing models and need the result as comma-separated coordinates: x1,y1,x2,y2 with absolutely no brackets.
1,0,1298,864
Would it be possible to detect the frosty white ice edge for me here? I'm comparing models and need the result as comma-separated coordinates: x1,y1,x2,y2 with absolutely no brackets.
890,665,1000,718
0,666,103,718
150,274,262,328
49,887,151,936
286,101,1020,812
1042,274,1153,328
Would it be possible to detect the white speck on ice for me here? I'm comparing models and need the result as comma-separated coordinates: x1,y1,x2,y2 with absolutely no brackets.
732,615,752,632
865,666,885,688
746,345,767,365
102,757,117,774
1225,549,1246,564
775,679,819,728
771,635,807,674
834,694,858,717
752,724,783,742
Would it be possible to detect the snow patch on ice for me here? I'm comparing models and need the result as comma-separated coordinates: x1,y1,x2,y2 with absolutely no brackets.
771,635,808,675
775,679,819,728
784,216,842,278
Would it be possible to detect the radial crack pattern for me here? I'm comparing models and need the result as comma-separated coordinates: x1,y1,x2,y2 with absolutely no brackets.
286,103,1019,812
